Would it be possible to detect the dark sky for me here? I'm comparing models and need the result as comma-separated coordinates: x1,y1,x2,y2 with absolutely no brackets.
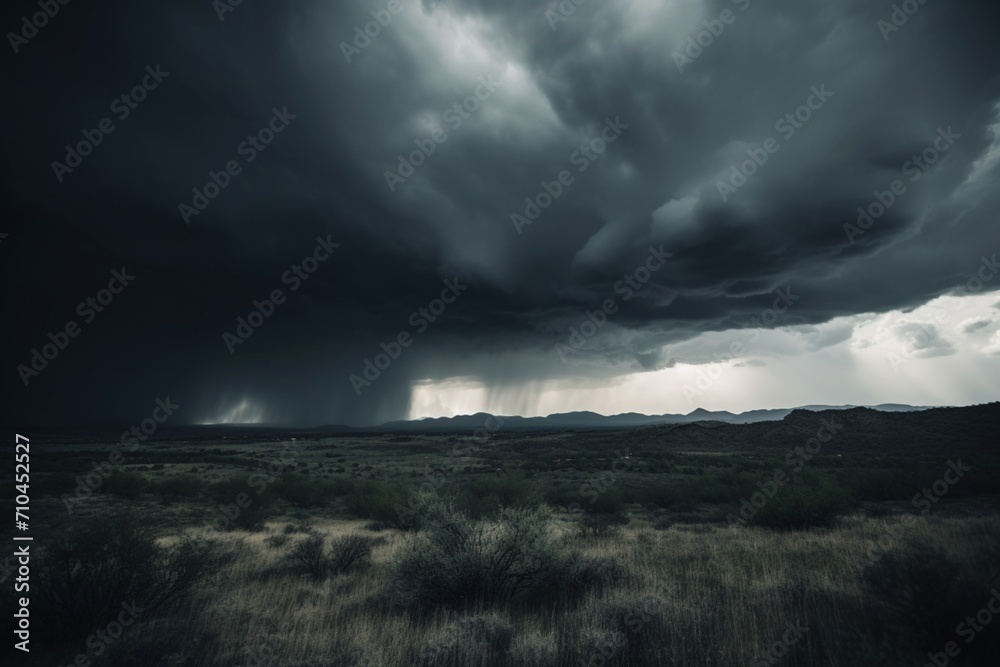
3,0,1000,428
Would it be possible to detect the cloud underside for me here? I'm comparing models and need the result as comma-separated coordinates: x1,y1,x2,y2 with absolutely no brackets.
3,0,1000,425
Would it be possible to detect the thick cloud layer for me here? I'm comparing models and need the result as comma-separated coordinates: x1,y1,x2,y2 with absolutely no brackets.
3,0,999,426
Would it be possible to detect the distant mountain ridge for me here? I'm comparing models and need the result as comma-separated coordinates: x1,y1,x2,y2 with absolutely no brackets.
373,403,931,431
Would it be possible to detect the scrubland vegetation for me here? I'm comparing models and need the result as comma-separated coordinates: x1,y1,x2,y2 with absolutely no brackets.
6,406,1000,665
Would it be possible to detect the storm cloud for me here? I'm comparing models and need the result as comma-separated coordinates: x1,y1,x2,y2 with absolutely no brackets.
3,0,1000,426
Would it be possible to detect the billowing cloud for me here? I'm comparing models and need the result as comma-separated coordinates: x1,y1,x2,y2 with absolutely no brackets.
984,331,1000,356
957,317,993,334
2,0,1000,426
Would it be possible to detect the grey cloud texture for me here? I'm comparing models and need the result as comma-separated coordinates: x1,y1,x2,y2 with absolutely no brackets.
3,0,1000,426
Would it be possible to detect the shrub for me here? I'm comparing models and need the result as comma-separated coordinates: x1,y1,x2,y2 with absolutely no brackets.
274,473,338,507
633,483,679,509
208,476,253,503
684,470,755,505
329,534,381,574
288,533,380,580
418,613,514,666
751,474,850,530
208,476,276,530
862,537,1000,656
32,472,78,496
265,533,291,549
584,488,626,515
557,554,626,599
544,485,581,508
34,514,217,646
289,534,329,580
575,595,668,665
102,471,148,499
100,622,222,667
510,632,558,667
344,481,409,524
450,470,543,518
154,475,202,498
845,468,934,501
578,512,631,537
389,497,603,610
228,499,273,531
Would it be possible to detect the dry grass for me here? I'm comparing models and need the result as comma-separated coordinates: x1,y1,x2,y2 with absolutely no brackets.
115,512,1000,666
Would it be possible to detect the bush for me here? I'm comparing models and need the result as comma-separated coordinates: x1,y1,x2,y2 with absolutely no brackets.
584,488,626,515
102,471,148,499
573,595,667,665
845,468,934,502
751,474,850,530
544,485,582,508
389,497,604,610
344,481,409,524
274,473,343,507
418,613,514,666
288,533,380,580
208,476,276,530
208,476,253,503
632,483,679,509
862,537,1000,657
34,514,217,646
559,554,626,598
578,512,631,537
154,475,202,498
32,472,78,496
265,533,291,549
289,534,328,579
329,534,381,574
684,470,755,505
216,497,273,532
450,470,543,518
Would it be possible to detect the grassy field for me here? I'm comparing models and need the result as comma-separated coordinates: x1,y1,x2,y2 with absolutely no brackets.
7,408,1000,666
